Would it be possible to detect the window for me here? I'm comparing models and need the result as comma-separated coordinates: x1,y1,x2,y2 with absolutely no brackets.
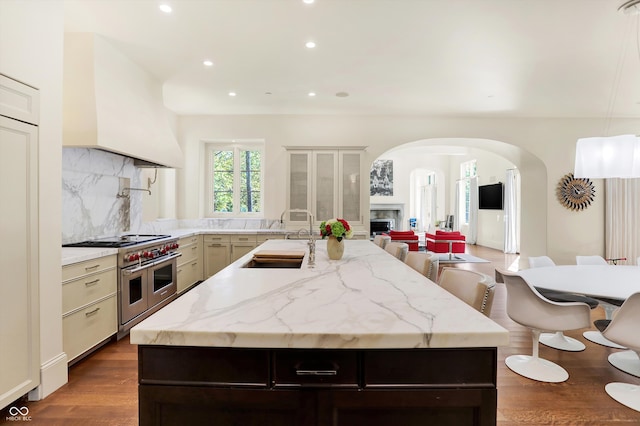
459,160,477,224
206,142,264,216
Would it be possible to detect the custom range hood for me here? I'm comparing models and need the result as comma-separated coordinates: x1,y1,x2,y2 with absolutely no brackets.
63,33,183,168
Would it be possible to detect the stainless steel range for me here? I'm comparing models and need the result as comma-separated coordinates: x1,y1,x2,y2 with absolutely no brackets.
64,234,181,339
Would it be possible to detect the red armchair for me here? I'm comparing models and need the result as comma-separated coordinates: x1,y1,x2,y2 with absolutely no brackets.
426,230,466,254
384,230,419,251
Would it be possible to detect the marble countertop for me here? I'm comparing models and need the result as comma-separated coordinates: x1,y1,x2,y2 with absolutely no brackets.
60,229,290,265
172,228,290,238
130,239,509,350
61,228,368,265
61,247,118,266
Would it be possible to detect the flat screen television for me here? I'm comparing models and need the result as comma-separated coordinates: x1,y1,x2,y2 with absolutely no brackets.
478,182,504,210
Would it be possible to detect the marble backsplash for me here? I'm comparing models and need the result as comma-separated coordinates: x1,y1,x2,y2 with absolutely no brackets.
62,148,283,244
62,148,143,244
137,218,284,235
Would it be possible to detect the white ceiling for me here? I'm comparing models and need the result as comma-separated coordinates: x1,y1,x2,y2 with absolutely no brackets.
64,0,640,118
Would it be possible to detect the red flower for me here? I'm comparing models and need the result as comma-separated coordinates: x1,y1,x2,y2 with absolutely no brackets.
338,218,350,231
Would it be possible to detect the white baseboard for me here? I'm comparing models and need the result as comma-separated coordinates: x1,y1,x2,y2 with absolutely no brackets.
27,352,68,401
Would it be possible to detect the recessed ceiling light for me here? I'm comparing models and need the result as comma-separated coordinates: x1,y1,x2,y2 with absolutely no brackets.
303,0,315,4
203,60,214,67
305,41,316,49
308,92,316,97
159,4,172,13
228,92,237,97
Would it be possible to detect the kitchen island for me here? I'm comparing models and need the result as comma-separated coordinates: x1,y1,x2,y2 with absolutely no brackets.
131,239,509,425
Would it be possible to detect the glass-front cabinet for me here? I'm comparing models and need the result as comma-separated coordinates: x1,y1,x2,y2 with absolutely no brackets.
340,151,362,223
313,151,337,222
287,151,312,223
286,148,365,228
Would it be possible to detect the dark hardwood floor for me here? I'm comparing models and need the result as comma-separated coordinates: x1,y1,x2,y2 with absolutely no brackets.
3,245,639,425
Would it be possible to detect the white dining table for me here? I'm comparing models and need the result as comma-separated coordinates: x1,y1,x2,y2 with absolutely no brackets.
517,265,640,302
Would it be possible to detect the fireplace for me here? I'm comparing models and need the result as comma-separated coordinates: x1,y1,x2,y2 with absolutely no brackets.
370,218,395,236
370,203,404,235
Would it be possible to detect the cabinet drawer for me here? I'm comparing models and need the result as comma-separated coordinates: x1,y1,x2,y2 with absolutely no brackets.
273,350,358,388
203,234,231,244
62,268,117,314
177,260,202,294
230,234,257,243
62,255,117,282
178,235,200,246
179,243,200,263
363,348,497,388
63,296,117,362
139,346,269,386
257,234,286,243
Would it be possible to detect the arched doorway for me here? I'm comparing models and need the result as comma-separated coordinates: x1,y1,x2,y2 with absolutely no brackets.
367,138,544,260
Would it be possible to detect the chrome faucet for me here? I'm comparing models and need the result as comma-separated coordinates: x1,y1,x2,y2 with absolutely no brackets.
280,209,315,266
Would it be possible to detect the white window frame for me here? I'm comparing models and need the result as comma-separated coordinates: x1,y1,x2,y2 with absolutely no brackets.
205,141,265,217
459,160,477,226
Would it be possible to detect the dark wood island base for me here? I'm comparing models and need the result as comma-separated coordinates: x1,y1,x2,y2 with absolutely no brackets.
138,345,498,426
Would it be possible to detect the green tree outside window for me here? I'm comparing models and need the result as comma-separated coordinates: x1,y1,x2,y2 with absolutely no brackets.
209,144,263,215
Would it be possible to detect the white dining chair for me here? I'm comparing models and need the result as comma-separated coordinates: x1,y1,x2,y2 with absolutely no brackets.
600,292,640,412
498,269,591,383
574,255,627,349
527,256,598,352
528,256,555,268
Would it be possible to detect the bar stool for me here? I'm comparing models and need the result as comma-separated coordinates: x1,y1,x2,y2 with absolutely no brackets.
384,242,408,262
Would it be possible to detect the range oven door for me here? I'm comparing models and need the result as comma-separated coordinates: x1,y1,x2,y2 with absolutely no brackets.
120,265,148,325
147,256,177,308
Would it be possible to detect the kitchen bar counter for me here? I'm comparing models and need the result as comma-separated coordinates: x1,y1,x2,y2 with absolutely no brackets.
132,239,508,425
130,239,508,349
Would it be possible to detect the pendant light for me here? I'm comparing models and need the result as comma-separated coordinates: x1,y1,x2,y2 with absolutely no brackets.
574,2,640,179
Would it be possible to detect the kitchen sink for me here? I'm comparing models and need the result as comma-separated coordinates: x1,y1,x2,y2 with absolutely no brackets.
243,259,303,269
243,250,305,269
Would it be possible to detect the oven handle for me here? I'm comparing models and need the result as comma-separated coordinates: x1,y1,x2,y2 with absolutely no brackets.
122,252,182,275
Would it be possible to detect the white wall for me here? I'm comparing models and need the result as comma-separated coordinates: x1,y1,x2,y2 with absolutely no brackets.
369,148,450,230
372,144,515,249
176,115,622,265
0,0,67,398
447,149,516,250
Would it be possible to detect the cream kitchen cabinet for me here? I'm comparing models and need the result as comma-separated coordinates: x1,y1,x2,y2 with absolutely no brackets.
0,74,40,409
285,148,365,227
62,255,117,364
204,233,287,278
203,234,231,278
256,234,286,245
177,235,202,294
230,234,257,262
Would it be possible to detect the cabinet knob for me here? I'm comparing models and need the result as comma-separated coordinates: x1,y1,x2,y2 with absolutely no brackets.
84,307,100,316
295,369,338,376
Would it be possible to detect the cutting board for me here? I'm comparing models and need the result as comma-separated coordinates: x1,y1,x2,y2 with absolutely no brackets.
252,250,306,259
